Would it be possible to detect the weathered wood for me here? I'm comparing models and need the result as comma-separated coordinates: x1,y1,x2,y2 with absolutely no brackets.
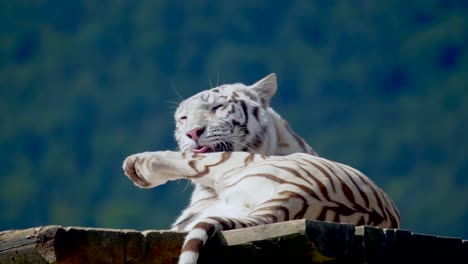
1,220,467,264
198,220,356,263
0,226,186,264
0,226,55,264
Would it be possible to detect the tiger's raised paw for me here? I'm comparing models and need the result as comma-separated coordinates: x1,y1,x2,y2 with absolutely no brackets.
123,152,169,188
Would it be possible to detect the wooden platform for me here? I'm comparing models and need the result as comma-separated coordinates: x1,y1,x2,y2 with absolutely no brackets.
1,220,467,263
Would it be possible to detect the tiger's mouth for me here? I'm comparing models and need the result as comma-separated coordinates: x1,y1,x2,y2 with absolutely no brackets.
192,146,213,153
192,143,233,153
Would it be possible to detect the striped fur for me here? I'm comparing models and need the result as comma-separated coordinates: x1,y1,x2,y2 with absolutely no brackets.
123,151,400,264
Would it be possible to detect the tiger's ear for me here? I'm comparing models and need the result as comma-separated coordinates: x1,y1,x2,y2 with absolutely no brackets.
250,73,277,106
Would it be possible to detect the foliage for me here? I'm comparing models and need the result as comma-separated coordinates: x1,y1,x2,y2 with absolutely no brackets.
0,0,467,238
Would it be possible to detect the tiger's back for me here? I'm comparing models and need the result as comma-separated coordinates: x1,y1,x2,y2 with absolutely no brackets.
220,153,400,227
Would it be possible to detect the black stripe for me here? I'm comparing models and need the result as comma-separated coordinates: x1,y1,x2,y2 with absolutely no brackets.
357,216,366,226
190,152,232,178
208,216,232,230
340,181,356,204
277,191,309,219
284,121,311,153
243,153,255,166
312,159,338,193
336,163,370,208
345,166,389,222
252,106,260,121
387,206,400,228
240,100,249,126
251,205,290,221
295,162,331,201
270,164,311,185
294,157,337,193
333,212,340,222
194,222,216,238
182,238,203,252
317,208,327,221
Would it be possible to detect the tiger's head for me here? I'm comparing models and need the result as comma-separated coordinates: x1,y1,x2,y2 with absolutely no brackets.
174,73,277,153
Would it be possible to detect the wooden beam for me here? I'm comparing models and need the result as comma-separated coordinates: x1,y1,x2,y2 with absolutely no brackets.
1,220,467,264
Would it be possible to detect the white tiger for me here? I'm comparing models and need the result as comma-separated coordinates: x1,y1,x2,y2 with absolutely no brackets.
123,74,400,264
123,151,400,264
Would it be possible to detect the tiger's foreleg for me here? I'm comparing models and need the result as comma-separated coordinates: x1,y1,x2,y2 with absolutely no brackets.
123,151,246,189
123,151,198,188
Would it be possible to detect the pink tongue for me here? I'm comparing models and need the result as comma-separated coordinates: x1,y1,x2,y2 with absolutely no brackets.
193,146,211,153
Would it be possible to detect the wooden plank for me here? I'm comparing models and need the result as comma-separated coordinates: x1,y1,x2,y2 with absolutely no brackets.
1,221,467,264
219,219,309,246
0,226,187,264
0,226,60,264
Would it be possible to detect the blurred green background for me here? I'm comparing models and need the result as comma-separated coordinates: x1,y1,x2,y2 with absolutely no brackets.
1,0,467,238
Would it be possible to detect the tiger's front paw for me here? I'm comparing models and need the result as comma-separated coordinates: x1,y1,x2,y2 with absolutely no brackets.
122,152,167,188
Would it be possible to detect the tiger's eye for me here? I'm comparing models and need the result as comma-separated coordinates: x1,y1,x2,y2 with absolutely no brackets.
211,104,223,112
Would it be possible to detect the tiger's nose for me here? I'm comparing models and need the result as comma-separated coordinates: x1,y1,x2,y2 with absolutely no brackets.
186,127,206,142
